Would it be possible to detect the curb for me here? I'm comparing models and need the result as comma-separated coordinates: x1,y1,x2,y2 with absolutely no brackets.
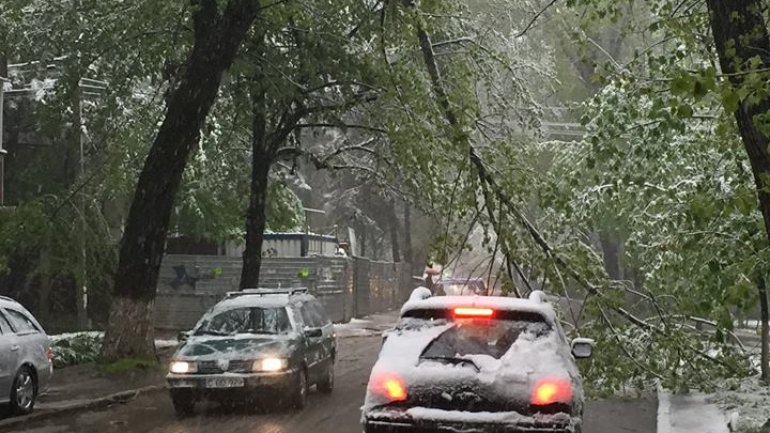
0,384,165,430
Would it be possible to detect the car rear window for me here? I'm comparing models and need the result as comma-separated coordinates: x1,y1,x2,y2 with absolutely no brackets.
400,308,551,360
195,307,291,336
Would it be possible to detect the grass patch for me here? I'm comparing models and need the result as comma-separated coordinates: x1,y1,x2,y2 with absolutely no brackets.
97,357,157,375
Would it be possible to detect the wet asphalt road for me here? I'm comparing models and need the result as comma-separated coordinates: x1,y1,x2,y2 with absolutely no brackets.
11,334,657,433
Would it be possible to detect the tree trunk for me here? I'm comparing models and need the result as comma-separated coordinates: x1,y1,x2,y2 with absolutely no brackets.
758,277,770,383
388,201,401,262
100,0,261,361
240,79,271,289
403,203,414,272
707,0,770,382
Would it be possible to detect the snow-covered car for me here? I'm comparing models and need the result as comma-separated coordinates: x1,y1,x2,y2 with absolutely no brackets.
433,277,488,296
0,296,53,416
166,288,336,415
361,289,593,433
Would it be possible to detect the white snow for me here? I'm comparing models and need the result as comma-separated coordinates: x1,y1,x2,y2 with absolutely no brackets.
49,331,102,342
404,407,572,424
49,331,179,349
713,376,770,432
400,294,556,323
658,386,729,433
363,310,575,411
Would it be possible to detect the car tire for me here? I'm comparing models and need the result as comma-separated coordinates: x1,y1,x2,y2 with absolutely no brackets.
9,366,37,415
317,361,334,394
290,368,308,409
170,391,196,417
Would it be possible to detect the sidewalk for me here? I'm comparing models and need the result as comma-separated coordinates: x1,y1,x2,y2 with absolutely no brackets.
38,358,168,410
658,387,730,433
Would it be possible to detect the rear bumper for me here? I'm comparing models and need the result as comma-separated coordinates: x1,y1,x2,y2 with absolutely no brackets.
363,408,580,433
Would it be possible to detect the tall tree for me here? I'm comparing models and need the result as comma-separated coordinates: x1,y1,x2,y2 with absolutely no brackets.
706,0,770,382
100,0,261,361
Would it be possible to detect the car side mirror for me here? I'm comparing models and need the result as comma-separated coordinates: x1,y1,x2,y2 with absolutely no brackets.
571,337,594,359
305,327,323,338
177,331,191,343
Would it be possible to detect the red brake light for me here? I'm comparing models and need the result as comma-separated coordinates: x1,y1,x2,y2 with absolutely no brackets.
531,378,572,405
371,373,407,401
453,307,494,318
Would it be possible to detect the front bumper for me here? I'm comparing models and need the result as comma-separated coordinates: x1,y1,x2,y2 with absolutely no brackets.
363,407,580,433
166,369,297,397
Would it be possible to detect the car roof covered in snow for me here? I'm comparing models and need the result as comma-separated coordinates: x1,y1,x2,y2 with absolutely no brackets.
212,288,315,311
400,291,556,323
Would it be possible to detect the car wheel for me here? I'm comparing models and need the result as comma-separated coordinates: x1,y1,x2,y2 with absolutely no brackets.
291,368,308,409
10,366,37,415
170,391,196,417
317,362,334,394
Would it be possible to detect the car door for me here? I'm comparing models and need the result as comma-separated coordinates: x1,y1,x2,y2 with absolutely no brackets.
299,301,324,382
0,311,20,403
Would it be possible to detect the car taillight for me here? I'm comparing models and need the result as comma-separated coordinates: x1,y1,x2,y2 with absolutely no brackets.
371,373,407,402
531,378,572,405
452,307,494,318
47,349,54,363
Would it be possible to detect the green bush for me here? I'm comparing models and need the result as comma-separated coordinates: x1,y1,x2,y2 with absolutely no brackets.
50,334,102,368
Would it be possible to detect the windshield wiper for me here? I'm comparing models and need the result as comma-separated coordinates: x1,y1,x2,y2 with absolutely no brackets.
420,356,480,372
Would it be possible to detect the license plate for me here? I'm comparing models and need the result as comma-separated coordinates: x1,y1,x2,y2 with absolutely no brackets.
205,377,244,388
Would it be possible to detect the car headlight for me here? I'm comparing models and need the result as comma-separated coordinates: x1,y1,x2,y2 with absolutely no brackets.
253,358,287,372
169,361,197,374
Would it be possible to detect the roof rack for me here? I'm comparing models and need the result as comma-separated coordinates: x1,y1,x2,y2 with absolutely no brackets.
225,288,309,298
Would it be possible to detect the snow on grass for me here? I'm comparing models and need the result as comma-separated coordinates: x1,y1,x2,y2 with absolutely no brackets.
50,331,179,348
712,376,770,432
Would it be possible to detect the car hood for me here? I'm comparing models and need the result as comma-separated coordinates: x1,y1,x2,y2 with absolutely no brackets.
364,324,580,411
174,334,296,360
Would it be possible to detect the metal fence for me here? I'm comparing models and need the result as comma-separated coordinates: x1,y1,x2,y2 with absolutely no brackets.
154,254,411,330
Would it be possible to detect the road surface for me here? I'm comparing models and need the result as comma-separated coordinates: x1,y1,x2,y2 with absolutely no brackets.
11,334,656,433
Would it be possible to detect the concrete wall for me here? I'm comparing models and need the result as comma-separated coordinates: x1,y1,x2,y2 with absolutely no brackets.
154,254,411,330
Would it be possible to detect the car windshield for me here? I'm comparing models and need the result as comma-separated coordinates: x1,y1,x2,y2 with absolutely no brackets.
195,307,292,336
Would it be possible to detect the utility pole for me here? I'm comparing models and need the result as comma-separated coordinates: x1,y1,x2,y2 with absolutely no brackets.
0,76,6,207
75,77,107,330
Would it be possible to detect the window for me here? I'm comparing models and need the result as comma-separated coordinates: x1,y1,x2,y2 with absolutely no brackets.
195,307,291,336
4,309,39,334
300,303,324,328
0,312,13,334
420,318,551,360
310,300,331,326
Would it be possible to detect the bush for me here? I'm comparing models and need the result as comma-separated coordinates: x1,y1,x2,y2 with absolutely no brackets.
50,333,102,368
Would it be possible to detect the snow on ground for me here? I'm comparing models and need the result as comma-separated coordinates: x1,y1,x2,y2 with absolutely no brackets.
49,331,102,342
50,331,179,348
712,376,770,432
659,391,729,433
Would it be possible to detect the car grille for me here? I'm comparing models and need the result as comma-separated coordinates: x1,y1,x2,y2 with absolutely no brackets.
195,360,253,374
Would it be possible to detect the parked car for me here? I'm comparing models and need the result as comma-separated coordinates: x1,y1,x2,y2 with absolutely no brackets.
166,288,336,415
361,289,593,433
0,296,53,416
433,277,488,296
